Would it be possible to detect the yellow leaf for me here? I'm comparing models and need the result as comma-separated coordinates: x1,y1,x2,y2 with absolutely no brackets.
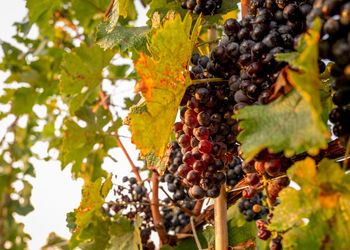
127,14,201,164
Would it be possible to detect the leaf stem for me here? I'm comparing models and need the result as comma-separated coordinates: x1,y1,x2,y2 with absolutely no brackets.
190,216,203,250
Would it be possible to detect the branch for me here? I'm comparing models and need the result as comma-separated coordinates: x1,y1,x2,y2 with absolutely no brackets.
150,172,169,246
214,185,228,250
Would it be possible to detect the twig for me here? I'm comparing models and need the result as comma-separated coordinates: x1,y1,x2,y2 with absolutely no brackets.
106,201,172,208
159,187,196,216
150,172,169,246
116,135,143,183
190,216,203,250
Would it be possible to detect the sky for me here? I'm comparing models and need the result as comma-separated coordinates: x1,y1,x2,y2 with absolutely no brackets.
0,1,150,249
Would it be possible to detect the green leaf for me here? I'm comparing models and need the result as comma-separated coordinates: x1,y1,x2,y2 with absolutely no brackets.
71,0,108,29
123,94,141,110
11,87,37,115
126,14,201,170
227,204,257,247
59,45,114,114
26,0,60,28
104,0,129,33
108,64,130,79
235,90,329,160
108,215,142,250
41,232,69,250
96,24,150,53
69,177,117,249
101,175,112,199
275,18,323,122
269,158,350,249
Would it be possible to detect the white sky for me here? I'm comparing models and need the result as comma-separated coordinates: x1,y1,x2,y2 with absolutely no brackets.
0,1,150,249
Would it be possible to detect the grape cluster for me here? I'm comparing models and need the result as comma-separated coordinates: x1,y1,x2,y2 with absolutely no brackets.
160,141,191,201
181,0,222,15
206,0,314,112
238,193,268,221
226,156,245,187
108,177,155,250
307,0,350,146
174,75,240,199
161,201,196,233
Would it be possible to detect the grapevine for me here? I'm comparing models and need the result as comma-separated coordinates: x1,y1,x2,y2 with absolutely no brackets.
0,0,350,249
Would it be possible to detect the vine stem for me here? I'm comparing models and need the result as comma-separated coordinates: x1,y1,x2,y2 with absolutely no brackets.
214,184,228,250
150,172,169,246
190,216,203,250
241,0,250,18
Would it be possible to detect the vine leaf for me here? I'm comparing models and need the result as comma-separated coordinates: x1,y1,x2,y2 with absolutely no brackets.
68,177,142,249
96,24,150,53
235,89,329,160
125,14,201,171
71,0,109,29
227,203,257,247
269,158,350,249
59,45,114,114
275,18,323,121
104,0,129,33
26,0,60,28
60,106,122,181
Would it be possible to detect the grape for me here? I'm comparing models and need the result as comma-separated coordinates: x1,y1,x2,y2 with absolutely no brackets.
193,160,207,173
246,173,260,186
189,185,205,199
198,140,213,154
264,159,281,177
187,170,200,184
206,185,221,198
258,229,271,240
177,164,191,178
238,193,268,221
194,126,210,140
270,238,283,250
242,187,257,199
